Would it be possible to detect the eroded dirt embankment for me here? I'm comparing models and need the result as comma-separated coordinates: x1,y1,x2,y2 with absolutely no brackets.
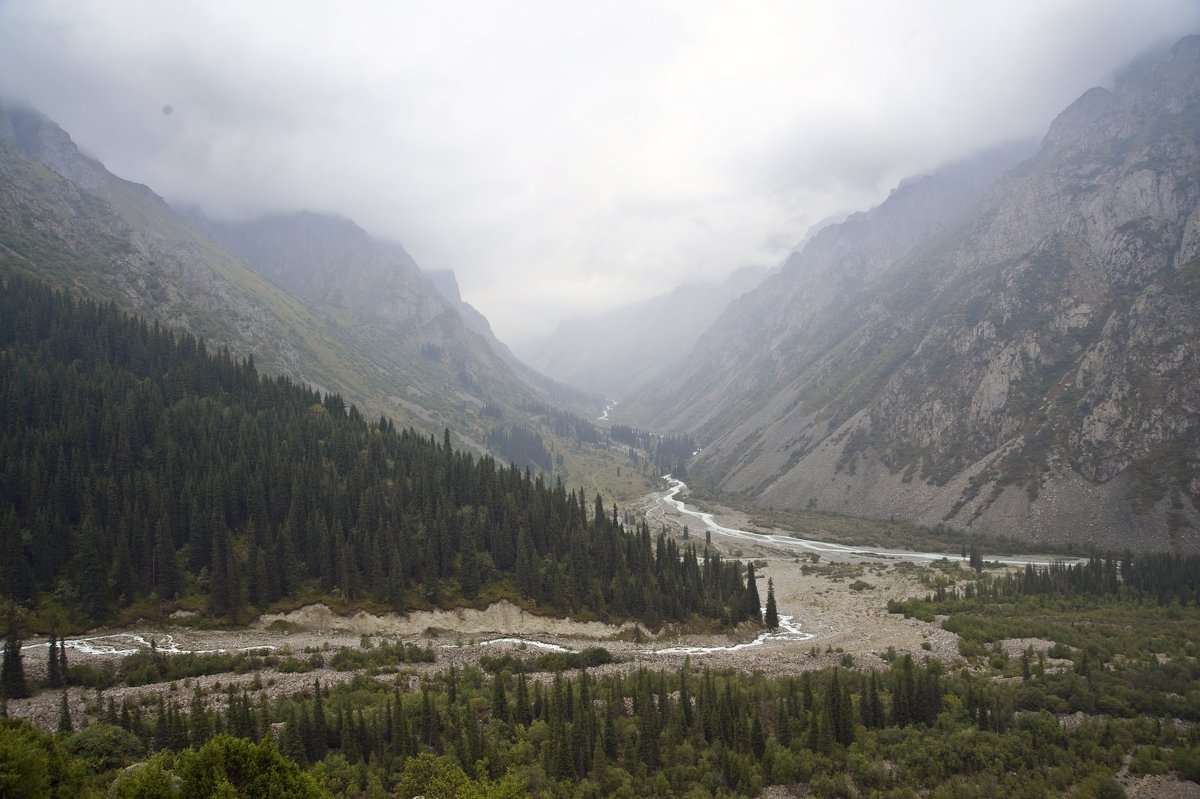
255,599,646,639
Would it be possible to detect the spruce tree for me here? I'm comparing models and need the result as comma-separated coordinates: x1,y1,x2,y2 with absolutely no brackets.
311,679,327,760
764,578,779,631
743,563,763,625
1,609,29,700
491,673,509,723
515,671,531,727
57,690,73,733
47,628,61,688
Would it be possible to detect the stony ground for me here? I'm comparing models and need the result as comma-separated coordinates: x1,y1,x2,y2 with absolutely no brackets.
10,548,963,732
9,488,1146,799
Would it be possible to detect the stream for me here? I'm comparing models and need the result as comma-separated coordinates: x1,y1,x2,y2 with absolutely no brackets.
29,475,1067,664
23,632,277,657
655,476,1076,567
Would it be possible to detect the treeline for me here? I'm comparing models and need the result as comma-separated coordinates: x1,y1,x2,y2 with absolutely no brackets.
105,660,944,784
523,402,602,446
484,423,552,472
889,551,1200,724
611,426,696,477
906,552,1200,607
0,274,747,628
14,650,1171,797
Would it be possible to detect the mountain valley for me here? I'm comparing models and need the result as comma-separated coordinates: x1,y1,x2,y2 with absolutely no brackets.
622,38,1200,552
3,22,1200,799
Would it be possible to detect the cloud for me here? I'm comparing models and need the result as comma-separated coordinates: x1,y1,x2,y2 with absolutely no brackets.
1,0,1197,344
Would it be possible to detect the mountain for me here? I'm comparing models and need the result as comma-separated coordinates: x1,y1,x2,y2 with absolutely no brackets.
628,36,1200,551
423,266,499,343
0,104,547,443
519,266,773,399
417,262,603,411
0,273,743,629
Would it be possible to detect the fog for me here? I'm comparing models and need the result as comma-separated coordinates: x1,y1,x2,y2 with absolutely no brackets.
1,1,1195,344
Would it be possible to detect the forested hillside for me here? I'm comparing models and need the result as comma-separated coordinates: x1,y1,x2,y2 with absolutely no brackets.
0,104,569,450
0,275,751,629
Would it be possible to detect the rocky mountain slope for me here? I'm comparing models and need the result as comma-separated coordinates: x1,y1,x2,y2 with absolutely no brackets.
0,104,547,442
628,37,1200,550
420,264,602,410
520,266,772,399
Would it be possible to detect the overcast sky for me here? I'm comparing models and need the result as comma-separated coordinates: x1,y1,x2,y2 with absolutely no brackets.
1,1,1196,344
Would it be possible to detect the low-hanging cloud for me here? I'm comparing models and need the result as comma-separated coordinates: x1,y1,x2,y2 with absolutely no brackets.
1,0,1196,344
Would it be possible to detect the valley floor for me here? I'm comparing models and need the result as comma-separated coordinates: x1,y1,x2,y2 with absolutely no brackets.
9,485,1200,797
10,492,984,730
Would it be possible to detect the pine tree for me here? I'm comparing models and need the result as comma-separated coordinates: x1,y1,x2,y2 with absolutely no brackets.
827,668,853,746
515,671,531,727
1,608,29,700
47,628,61,688
764,578,779,631
57,690,73,732
311,679,327,760
491,673,509,723
743,563,763,625
190,685,212,747
861,671,884,729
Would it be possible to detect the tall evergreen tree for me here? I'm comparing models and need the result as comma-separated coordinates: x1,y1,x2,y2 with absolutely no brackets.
515,671,531,727
764,578,779,630
1,608,29,700
46,628,61,688
311,679,328,761
57,690,73,733
491,674,509,723
743,563,763,625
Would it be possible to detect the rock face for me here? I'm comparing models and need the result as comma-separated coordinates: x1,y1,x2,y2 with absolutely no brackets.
0,103,308,375
184,210,508,379
0,104,545,442
628,37,1200,550
420,263,601,408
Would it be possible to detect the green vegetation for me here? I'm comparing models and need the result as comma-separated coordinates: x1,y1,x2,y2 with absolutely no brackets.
485,423,553,472
890,553,1200,720
6,649,1199,797
610,426,696,478
0,274,753,632
328,641,436,672
478,646,614,675
109,734,324,798
5,545,1200,796
122,649,280,688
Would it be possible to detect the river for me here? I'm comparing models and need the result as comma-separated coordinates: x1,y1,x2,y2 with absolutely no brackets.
34,474,1055,664
654,476,1075,568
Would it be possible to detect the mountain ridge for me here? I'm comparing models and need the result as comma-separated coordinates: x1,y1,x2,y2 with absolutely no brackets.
627,35,1200,550
0,103,551,445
